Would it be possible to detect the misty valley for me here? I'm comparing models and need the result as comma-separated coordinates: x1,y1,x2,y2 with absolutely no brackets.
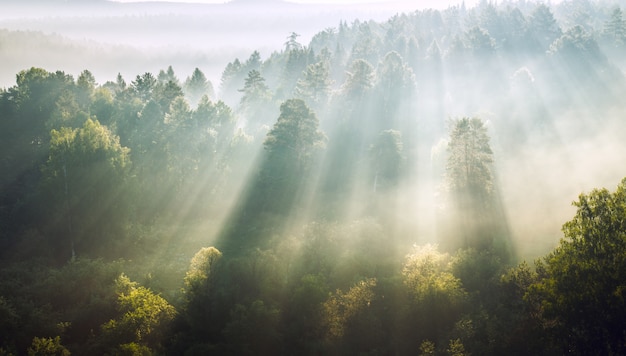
3,0,626,355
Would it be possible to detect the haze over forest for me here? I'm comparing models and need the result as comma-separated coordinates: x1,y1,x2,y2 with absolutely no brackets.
2,0,626,354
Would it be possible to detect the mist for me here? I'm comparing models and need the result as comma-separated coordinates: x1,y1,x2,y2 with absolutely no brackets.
1,0,425,88
2,0,626,354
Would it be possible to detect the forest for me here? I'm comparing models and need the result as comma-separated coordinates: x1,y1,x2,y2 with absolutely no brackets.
2,0,626,355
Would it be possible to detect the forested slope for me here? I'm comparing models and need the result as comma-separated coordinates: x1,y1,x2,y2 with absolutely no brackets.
2,1,626,354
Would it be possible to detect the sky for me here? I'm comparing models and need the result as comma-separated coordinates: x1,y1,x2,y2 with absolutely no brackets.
111,0,483,8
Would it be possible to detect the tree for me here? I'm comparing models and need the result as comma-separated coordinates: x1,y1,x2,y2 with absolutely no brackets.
446,117,493,205
478,2,504,47
465,26,495,58
101,274,176,355
163,96,195,190
27,336,70,356
41,118,131,258
527,4,562,52
48,89,86,131
184,68,215,107
548,25,615,105
281,274,329,354
341,59,374,100
157,65,179,85
222,300,282,355
323,278,382,354
369,129,403,192
174,247,225,352
220,99,325,252
528,178,626,355
603,7,626,47
443,117,509,254
184,247,223,293
501,7,529,54
402,245,465,307
256,99,325,216
263,99,326,176
238,69,274,129
294,61,332,111
239,69,270,105
349,21,381,65
374,51,416,132
400,245,467,353
90,87,115,127
131,72,157,102
7,68,77,166
154,79,184,113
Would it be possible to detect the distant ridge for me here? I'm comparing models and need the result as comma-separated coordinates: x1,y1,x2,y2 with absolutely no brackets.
229,0,287,3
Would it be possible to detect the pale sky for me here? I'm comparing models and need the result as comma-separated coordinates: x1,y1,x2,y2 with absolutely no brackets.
111,0,483,8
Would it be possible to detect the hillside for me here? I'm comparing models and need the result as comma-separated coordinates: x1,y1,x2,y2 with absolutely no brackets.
2,1,626,354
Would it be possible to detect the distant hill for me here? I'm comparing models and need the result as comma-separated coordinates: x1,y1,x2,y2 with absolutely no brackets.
230,0,286,3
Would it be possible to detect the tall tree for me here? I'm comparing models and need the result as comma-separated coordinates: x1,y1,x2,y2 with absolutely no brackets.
262,99,326,183
446,117,493,201
443,117,510,255
41,118,131,258
221,99,325,251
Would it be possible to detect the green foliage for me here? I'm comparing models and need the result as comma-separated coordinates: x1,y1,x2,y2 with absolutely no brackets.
222,300,281,355
294,60,332,110
419,340,436,356
131,73,157,103
263,98,326,169
528,4,562,51
369,129,404,192
528,178,626,354
184,67,214,106
116,342,152,356
446,338,467,356
465,26,496,56
101,274,175,354
323,278,377,339
27,336,70,356
446,117,493,198
399,245,468,353
41,118,131,257
282,274,329,353
341,59,375,99
4,3,626,355
402,245,466,306
183,246,222,291
443,117,511,256
239,69,271,107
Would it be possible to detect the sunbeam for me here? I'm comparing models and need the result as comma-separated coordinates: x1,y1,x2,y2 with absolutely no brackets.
3,0,626,354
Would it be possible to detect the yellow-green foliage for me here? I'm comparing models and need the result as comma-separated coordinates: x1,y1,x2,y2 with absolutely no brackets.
102,274,175,352
27,336,70,356
323,278,377,338
184,246,222,289
402,244,466,305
